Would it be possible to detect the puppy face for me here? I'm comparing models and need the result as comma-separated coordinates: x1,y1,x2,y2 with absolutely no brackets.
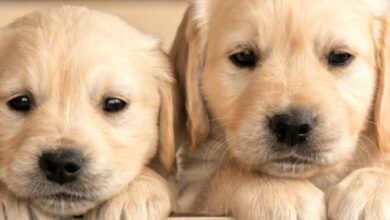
204,0,378,177
0,7,175,217
172,0,389,178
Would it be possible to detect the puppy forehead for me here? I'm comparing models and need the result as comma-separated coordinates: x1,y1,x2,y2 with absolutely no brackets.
210,0,370,28
208,0,373,52
0,7,160,97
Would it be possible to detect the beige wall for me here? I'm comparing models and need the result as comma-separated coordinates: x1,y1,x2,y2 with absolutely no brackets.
0,0,190,50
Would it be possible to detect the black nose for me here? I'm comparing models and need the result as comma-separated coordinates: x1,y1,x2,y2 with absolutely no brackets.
39,149,84,185
269,110,315,146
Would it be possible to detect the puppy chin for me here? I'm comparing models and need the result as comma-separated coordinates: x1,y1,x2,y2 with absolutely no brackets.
33,197,97,217
257,148,353,179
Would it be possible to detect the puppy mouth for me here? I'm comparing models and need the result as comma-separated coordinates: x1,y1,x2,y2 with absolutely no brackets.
273,156,315,164
42,192,90,203
33,192,96,217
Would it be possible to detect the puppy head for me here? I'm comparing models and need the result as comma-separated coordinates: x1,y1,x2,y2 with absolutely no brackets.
0,6,175,217
171,0,389,178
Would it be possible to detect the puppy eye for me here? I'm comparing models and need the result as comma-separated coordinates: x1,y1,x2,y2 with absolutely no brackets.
328,51,354,67
103,97,127,113
229,50,258,68
7,95,31,112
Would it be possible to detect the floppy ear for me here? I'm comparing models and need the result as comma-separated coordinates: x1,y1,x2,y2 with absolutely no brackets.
374,17,390,153
170,4,210,151
158,74,179,173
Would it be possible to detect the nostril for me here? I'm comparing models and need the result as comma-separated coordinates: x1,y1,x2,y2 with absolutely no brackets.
298,124,311,136
46,163,58,174
275,127,287,140
39,154,58,174
64,163,81,174
270,114,289,131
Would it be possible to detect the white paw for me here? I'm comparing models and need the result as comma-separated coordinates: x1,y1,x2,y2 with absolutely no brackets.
232,177,326,220
327,168,390,220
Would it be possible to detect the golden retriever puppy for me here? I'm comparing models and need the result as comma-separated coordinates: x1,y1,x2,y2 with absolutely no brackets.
0,6,177,220
171,0,390,219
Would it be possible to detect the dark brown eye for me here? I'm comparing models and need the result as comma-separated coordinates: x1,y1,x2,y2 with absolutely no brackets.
230,50,258,68
103,97,127,113
328,51,354,67
8,95,31,112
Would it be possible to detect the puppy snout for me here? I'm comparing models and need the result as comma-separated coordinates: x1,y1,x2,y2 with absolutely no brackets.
39,149,84,185
269,110,315,146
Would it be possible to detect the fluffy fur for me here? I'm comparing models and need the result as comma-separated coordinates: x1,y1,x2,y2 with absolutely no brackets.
171,0,390,219
0,6,177,219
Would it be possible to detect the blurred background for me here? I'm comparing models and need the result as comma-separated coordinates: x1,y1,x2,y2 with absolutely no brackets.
0,0,190,50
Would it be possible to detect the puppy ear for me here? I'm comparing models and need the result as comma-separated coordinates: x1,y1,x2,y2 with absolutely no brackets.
158,69,179,173
170,4,210,150
374,17,390,153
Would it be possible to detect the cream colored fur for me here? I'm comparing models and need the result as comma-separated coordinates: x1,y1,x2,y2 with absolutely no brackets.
0,6,176,220
171,0,390,219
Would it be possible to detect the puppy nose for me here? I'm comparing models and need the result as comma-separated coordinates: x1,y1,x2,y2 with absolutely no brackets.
39,149,84,185
269,111,314,146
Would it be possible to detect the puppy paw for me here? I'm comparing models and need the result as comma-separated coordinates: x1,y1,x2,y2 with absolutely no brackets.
327,168,390,220
0,183,31,220
232,177,326,220
0,184,55,220
85,168,173,220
